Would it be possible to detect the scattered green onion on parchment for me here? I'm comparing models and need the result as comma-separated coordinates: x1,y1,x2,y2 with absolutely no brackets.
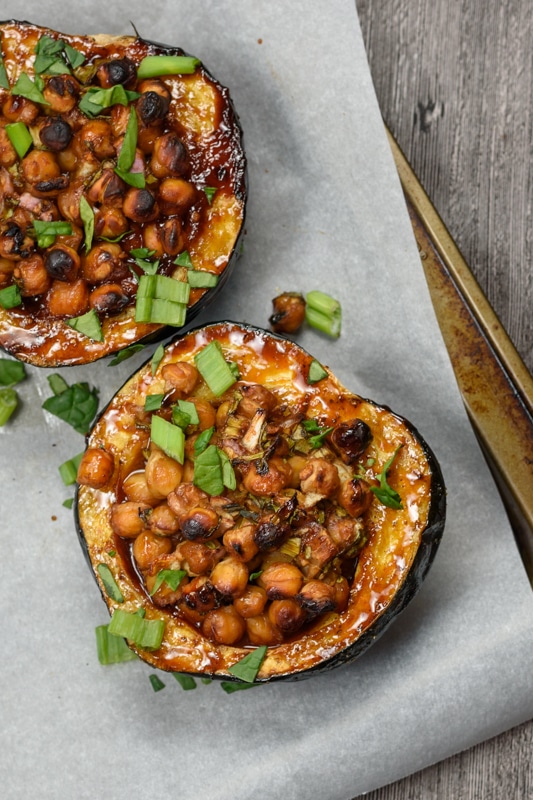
0,358,26,426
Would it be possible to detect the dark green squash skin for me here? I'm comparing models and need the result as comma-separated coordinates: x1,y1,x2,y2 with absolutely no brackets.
0,21,247,367
74,321,446,683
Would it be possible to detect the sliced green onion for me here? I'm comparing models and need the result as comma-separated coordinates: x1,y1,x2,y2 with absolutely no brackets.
151,414,185,464
173,673,197,690
149,674,166,692
79,195,94,252
58,451,84,486
0,35,9,89
144,393,164,412
0,387,18,426
176,399,200,426
171,408,191,429
305,290,342,338
146,298,187,326
66,309,103,342
227,645,268,683
95,624,138,665
0,359,26,387
150,568,187,596
136,55,201,79
219,448,237,490
194,340,237,397
11,72,48,105
97,563,124,603
187,270,218,289
193,444,224,496
193,426,214,456
174,250,194,268
0,284,22,309
203,186,217,204
307,359,328,384
108,608,165,650
151,343,165,375
47,373,69,396
31,219,73,247
62,498,74,509
135,275,189,326
108,343,145,366
5,121,33,158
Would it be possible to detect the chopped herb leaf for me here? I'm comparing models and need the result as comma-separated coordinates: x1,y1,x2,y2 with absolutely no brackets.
79,195,94,252
370,446,403,510
219,448,237,490
150,568,187,596
0,35,9,89
0,387,18,426
193,426,215,456
0,284,22,309
116,106,138,173
64,42,85,69
307,359,328,384
227,645,268,683
47,373,69,396
203,186,217,204
193,444,224,495
114,167,146,188
173,673,197,690
176,399,200,426
171,408,191,429
0,359,26,387
151,343,165,375
108,343,145,365
42,379,99,435
11,72,48,105
149,674,166,692
220,681,261,694
174,250,194,268
144,393,164,412
79,85,140,117
66,309,103,342
58,451,84,486
62,498,74,509
97,563,124,603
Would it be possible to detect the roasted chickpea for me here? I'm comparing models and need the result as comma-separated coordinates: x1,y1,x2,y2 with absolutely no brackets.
97,57,137,89
136,90,170,126
76,447,115,489
39,118,73,152
150,132,188,178
181,576,218,613
209,557,249,598
245,613,283,646
178,540,222,575
258,562,304,599
268,598,307,634
0,224,34,261
21,150,61,187
337,478,373,518
74,120,115,160
2,94,39,124
329,418,372,465
13,254,51,296
110,501,151,538
237,383,277,419
132,530,173,571
145,449,183,499
122,187,158,223
122,471,159,506
148,503,180,536
167,482,210,520
202,606,246,646
82,242,124,283
44,244,80,282
94,206,129,240
158,177,197,215
43,74,80,113
223,524,260,563
233,585,268,618
57,182,84,223
269,292,306,334
87,169,127,207
180,506,220,541
0,127,17,167
299,457,340,498
143,218,183,257
161,361,198,395
242,456,292,496
185,396,216,430
46,278,89,317
297,580,337,615
89,283,129,314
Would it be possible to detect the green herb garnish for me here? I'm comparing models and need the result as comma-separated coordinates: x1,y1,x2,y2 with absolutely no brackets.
0,359,26,387
58,452,84,486
175,399,200,426
150,568,187,596
42,378,99,434
194,340,237,397
144,393,164,412
151,343,165,375
30,219,73,248
79,195,94,252
149,674,166,692
174,250,194,268
66,309,103,342
97,563,125,603
108,343,145,365
203,186,217,204
193,426,215,456
95,624,138,665
307,359,328,384
150,414,185,464
193,443,224,495
370,446,403,510
173,673,197,690
79,85,140,117
5,121,32,158
220,681,260,694
0,388,18,426
305,291,341,338
227,645,268,683
0,284,22,309
0,34,9,89
187,270,218,289
11,72,48,105
302,418,334,448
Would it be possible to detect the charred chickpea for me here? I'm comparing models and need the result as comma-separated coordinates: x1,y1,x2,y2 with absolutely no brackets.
57,183,84,223
82,242,124,283
0,224,33,261
209,557,249,598
233,585,268,618
167,482,210,520
44,244,80,282
109,103,130,137
87,169,127,207
297,580,337,615
122,187,158,223
269,292,306,334
143,218,183,257
337,478,373,518
258,562,304,599
2,94,39,124
46,277,90,317
268,598,307,634
161,361,199,395
136,88,170,126
96,57,137,89
89,283,130,314
132,530,173,571
39,118,73,152
223,524,260,563
74,120,116,160
158,177,197,215
56,222,84,251
110,501,152,538
122,471,159,506
329,576,350,613
202,606,246,646
245,613,283,646
21,150,61,187
150,131,188,178
181,576,218,614
0,127,17,167
180,506,220,541
43,74,80,113
238,383,277,419
145,449,183,500
299,457,340,498
242,456,292,496
329,418,372,465
178,540,221,575
77,447,115,489
148,503,180,536
94,206,129,240
13,254,51,296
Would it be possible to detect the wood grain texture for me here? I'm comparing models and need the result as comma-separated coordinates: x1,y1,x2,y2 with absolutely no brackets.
352,1,533,797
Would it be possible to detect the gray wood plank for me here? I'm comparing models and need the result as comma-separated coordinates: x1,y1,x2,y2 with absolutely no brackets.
352,1,533,797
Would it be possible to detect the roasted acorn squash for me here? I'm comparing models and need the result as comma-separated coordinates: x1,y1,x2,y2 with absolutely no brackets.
75,322,446,682
0,22,245,366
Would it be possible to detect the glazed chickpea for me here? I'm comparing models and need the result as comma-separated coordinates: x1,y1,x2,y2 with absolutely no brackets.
136,89,170,126
46,278,89,317
43,74,80,113
82,242,124,283
143,218,183,257
57,183,84,222
56,223,84,251
44,244,80,282
87,169,126,206
202,606,246,646
161,361,198,395
132,530,173,571
0,127,17,167
77,448,115,489
148,503,180,536
258,562,304,599
297,580,337,615
2,94,39,124
94,207,128,240
89,283,129,314
337,478,373,518
0,257,14,287
122,471,159,506
178,540,222,575
233,585,268,618
150,131,188,178
185,397,216,430
181,576,218,613
13,254,51,296
146,570,186,607
223,524,259,563
269,292,306,334
209,557,249,598
299,457,340,498
242,456,292,496
21,150,61,186
180,506,220,541
137,78,172,104
109,103,130,137
158,177,197,215
96,57,137,89
39,118,73,152
238,383,277,419
0,224,33,261
268,598,307,634
329,576,350,613
110,501,151,538
122,187,158,223
245,613,283,646
145,449,183,500
326,513,362,550
74,120,116,160
167,482,210,520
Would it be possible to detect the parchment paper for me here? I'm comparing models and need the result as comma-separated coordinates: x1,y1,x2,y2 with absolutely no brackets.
1,2,532,798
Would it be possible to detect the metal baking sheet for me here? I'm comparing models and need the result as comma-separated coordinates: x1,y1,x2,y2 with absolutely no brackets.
1,2,533,799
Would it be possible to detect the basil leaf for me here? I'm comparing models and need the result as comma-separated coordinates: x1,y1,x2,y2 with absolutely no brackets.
79,195,94,252
203,186,217,204
108,343,145,366
117,106,138,172
174,250,194,268
11,72,48,104
47,373,69,396
307,359,328,384
219,448,237,490
0,359,26,387
194,426,215,456
220,681,260,694
66,309,103,342
114,167,145,188
64,43,85,69
227,645,267,683
173,673,197,690
42,380,99,434
0,284,22,309
144,393,164,412
150,569,187,596
97,563,124,603
151,343,165,375
193,443,223,495
0,387,18,426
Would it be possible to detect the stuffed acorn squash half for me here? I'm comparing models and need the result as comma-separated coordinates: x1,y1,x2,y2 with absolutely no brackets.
0,22,246,366
75,322,446,683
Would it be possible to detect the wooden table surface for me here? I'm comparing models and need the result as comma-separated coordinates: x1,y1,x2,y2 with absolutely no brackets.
353,1,533,798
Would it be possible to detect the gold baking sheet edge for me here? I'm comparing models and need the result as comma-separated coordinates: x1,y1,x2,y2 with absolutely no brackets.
388,130,533,584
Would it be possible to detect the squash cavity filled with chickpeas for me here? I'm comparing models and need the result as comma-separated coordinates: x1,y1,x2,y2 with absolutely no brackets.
0,22,245,366
75,322,446,682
